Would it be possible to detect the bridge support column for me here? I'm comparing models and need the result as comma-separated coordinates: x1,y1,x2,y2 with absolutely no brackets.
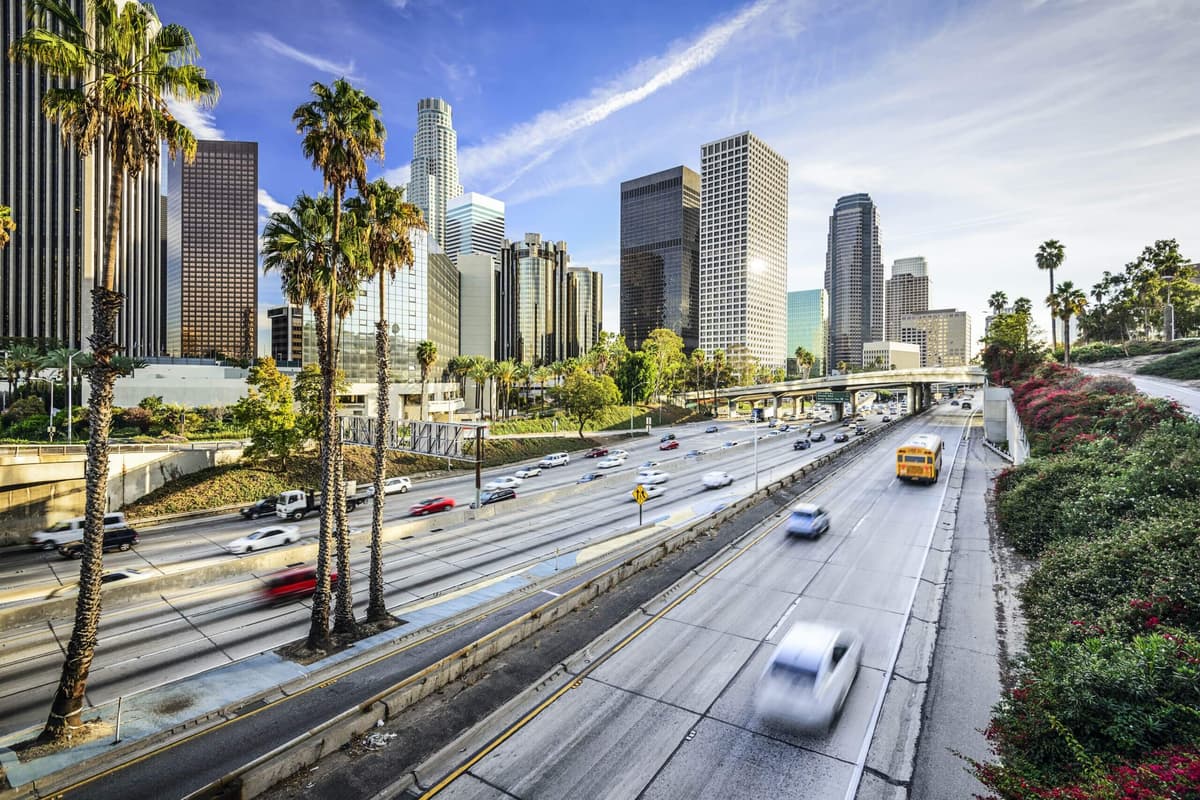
728,398,737,418
771,396,780,418
793,397,801,417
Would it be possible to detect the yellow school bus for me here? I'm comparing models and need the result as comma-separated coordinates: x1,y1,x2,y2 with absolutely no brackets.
896,434,943,484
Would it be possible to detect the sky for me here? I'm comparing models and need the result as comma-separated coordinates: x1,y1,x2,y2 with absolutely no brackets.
154,0,1200,355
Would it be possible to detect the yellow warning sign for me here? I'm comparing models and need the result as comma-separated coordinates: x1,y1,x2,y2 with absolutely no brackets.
632,484,648,505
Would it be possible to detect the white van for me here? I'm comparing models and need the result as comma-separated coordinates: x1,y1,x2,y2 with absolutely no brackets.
30,513,128,550
538,452,569,468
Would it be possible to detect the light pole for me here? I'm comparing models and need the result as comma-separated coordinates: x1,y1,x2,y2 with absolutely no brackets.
66,350,83,444
753,415,759,491
628,379,648,438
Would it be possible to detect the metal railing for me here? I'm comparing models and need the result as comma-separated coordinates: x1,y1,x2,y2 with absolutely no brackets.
0,440,247,458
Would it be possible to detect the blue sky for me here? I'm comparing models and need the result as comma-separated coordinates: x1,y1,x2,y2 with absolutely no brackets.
155,0,1200,353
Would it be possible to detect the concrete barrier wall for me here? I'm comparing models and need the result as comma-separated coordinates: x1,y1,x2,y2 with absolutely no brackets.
0,480,89,547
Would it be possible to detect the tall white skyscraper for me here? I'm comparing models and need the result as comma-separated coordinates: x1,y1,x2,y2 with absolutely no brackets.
825,193,884,368
407,98,464,251
445,192,505,262
886,256,930,342
698,132,789,370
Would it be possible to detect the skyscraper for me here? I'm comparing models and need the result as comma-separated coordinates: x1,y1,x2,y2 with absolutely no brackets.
825,193,884,369
407,98,464,252
885,257,930,342
619,166,700,352
498,234,569,365
901,308,974,367
445,192,504,262
268,305,303,364
567,266,603,358
2,0,163,356
166,140,258,360
457,253,498,360
699,133,789,369
786,289,827,377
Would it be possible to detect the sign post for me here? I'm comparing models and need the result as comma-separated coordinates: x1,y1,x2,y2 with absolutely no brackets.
632,484,648,525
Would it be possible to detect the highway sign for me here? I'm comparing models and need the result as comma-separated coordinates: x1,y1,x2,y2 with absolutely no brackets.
815,391,851,403
632,484,649,505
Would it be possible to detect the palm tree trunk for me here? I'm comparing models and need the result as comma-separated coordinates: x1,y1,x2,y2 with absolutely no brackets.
368,319,389,622
40,163,127,742
1063,316,1072,367
420,376,427,421
306,299,334,651
1049,268,1058,351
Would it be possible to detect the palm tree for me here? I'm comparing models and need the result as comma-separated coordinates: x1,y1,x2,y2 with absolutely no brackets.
293,78,385,641
492,360,517,418
10,0,217,743
1036,240,1065,351
416,340,438,420
533,365,552,412
262,194,338,646
793,346,815,379
0,205,14,250
343,181,423,623
1012,297,1033,316
987,291,1009,315
710,349,727,415
1055,281,1088,367
447,355,472,407
467,358,491,420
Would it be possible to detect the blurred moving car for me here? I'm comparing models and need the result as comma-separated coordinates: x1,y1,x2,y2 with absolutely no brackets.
723,441,739,449
48,568,149,598
755,622,862,731
226,525,301,554
778,424,791,432
704,425,719,433
659,440,680,451
633,483,666,500
409,496,455,516
470,487,517,507
514,466,542,479
598,455,626,469
383,476,412,495
961,401,972,410
240,497,278,520
577,472,605,483
637,469,669,485
484,475,522,491
854,426,866,436
701,471,734,489
262,565,338,603
950,399,959,406
584,447,609,458
793,439,811,451
538,452,570,467
685,449,703,459
31,512,128,550
58,526,138,559
810,432,827,442
786,503,830,536
609,449,630,458
659,433,676,442
881,416,891,423
833,433,849,443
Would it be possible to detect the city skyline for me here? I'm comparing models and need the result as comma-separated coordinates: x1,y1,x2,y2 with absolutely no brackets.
88,0,1200,356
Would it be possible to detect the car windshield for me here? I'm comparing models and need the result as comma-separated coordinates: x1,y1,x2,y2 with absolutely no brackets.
46,521,76,532
770,659,818,689
415,498,436,505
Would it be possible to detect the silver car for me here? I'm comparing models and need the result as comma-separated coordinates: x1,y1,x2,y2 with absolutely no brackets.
755,622,862,730
785,502,830,537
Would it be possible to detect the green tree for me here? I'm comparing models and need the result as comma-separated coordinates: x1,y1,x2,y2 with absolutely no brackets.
553,367,620,438
416,340,438,420
9,0,218,743
491,359,517,419
467,358,491,419
793,346,815,378
0,204,13,249
293,77,385,642
641,328,685,400
988,290,1009,315
343,179,423,623
232,358,302,471
615,351,655,403
1036,240,1066,351
587,331,629,378
293,364,324,441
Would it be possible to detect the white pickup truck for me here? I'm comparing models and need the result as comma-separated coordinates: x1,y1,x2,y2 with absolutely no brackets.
275,482,369,520
30,513,128,550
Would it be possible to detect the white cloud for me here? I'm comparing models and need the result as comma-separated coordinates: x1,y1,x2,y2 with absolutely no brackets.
257,188,288,216
166,97,222,140
458,0,773,192
380,163,411,188
255,33,359,79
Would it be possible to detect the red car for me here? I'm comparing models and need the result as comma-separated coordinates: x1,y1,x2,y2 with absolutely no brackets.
263,566,338,603
659,440,680,451
585,447,609,458
410,496,456,515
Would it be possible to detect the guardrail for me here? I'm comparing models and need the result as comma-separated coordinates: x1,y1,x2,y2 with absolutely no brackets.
0,441,247,458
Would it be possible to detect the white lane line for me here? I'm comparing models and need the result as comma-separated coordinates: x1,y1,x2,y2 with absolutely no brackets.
540,589,562,598
766,596,803,642
843,413,972,800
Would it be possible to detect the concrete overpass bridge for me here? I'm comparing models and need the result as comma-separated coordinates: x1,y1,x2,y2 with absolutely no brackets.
681,366,987,419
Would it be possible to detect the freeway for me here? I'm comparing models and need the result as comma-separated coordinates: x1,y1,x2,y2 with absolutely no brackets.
389,405,971,800
0,411,902,737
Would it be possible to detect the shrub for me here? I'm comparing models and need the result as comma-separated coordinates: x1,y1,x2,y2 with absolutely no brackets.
115,405,153,433
974,745,1200,800
4,413,51,440
2,396,47,425
980,631,1200,789
1136,345,1200,380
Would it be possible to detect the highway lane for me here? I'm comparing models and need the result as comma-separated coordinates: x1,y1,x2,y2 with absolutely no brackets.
400,406,970,800
0,413,905,736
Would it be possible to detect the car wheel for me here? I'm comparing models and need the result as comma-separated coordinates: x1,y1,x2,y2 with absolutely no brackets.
441,505,451,512
291,511,303,521
41,542,56,551
118,542,131,551
401,486,409,493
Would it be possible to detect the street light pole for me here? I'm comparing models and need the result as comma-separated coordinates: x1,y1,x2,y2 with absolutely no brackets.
66,350,81,444
753,416,759,491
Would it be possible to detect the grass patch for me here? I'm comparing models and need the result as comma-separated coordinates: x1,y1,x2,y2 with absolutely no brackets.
1135,345,1200,380
1068,338,1200,364
122,434,606,520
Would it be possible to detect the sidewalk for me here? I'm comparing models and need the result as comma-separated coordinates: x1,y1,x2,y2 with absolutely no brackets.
909,422,1028,797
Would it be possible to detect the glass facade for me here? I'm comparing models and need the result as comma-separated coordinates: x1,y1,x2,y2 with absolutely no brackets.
825,193,884,368
567,267,602,358
166,140,258,359
786,289,827,376
619,166,700,352
407,98,463,251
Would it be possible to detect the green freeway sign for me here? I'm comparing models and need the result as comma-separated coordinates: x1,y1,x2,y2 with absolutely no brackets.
815,391,851,403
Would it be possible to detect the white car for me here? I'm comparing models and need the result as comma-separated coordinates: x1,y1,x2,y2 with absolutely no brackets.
383,476,412,495
637,469,669,485
701,471,734,489
632,483,666,501
514,466,542,479
48,568,149,598
538,452,569,468
484,475,523,491
226,525,301,554
598,456,626,469
755,622,862,731
609,449,629,459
